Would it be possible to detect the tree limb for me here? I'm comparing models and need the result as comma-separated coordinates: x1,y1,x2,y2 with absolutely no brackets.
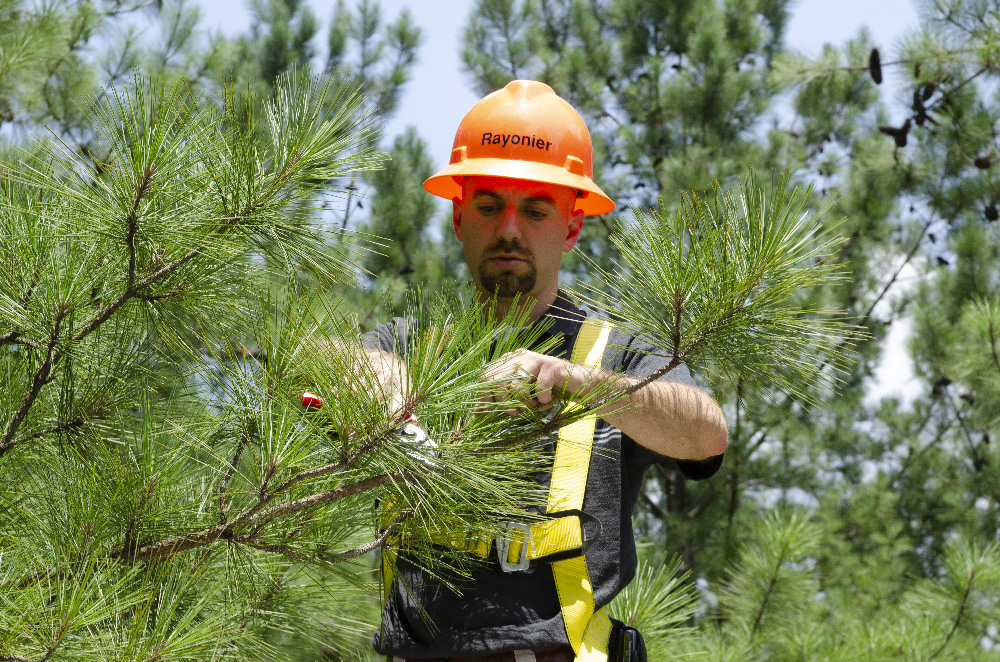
234,518,399,565
8,417,86,447
750,533,792,638
0,310,64,457
119,472,398,564
0,332,39,348
927,566,976,660
988,319,1000,375
72,247,202,344
640,490,667,520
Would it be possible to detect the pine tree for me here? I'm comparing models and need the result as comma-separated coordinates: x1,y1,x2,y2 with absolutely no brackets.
0,57,861,659
6,0,1000,658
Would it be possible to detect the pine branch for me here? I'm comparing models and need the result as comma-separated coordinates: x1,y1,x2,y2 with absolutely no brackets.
122,477,158,561
0,308,65,457
820,218,932,371
0,265,43,347
235,516,401,564
927,566,976,660
72,247,202,344
9,417,86,445
887,402,941,489
126,182,141,290
570,176,859,408
36,614,71,662
988,318,1000,374
750,533,792,638
0,332,40,349
593,357,682,412
118,472,399,564
134,287,190,302
263,426,397,500
640,490,667,520
1,248,200,459
219,433,247,526
684,483,720,520
0,655,39,662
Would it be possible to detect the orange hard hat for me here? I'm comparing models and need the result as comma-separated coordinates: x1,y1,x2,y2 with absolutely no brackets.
423,80,615,216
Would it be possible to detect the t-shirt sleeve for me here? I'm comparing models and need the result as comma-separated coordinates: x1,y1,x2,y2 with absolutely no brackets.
608,329,724,481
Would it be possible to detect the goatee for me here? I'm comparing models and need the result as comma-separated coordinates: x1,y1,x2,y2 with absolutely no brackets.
481,268,537,297
479,239,536,297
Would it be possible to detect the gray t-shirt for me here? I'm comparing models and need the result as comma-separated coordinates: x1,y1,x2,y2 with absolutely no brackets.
366,297,723,658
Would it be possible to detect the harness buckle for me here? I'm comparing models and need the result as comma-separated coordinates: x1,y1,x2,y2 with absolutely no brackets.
495,521,532,572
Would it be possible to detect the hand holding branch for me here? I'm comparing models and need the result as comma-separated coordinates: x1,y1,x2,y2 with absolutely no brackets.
480,348,605,416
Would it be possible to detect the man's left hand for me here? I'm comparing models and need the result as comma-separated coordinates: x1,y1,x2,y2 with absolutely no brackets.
481,349,586,415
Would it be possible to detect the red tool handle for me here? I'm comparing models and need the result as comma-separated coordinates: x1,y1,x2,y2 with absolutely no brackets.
301,392,325,409
300,392,417,423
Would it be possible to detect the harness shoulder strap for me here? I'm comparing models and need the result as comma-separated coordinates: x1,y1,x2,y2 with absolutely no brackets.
549,320,612,661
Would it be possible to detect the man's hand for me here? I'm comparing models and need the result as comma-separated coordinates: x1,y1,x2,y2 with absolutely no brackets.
482,349,599,415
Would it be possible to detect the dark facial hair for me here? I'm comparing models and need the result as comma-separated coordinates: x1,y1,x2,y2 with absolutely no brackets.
478,238,536,297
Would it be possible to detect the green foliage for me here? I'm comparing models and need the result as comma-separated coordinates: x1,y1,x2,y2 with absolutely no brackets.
607,554,700,660
571,175,857,406
2,0,1000,658
0,71,393,659
715,511,821,641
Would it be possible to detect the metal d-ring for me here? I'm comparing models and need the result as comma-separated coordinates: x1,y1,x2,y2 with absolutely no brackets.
496,521,532,572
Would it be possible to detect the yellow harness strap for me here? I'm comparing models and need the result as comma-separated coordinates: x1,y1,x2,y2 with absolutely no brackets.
546,321,612,660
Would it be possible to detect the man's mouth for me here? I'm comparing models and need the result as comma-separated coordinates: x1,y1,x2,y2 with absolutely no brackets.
488,254,529,269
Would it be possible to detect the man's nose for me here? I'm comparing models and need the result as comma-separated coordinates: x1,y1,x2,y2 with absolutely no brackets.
496,204,522,240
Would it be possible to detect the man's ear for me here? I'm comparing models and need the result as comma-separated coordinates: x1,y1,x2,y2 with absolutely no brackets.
452,198,463,241
563,210,585,252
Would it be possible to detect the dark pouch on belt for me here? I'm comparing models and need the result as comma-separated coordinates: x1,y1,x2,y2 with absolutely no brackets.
608,618,647,662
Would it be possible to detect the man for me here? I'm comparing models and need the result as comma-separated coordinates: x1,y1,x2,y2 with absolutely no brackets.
366,80,727,662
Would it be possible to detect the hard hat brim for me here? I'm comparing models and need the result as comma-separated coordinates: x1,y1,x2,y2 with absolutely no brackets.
423,158,616,216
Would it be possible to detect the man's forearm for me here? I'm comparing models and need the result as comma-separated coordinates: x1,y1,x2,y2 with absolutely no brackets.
485,348,728,460
565,364,729,460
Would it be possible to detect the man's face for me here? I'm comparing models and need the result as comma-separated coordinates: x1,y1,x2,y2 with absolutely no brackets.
452,176,584,300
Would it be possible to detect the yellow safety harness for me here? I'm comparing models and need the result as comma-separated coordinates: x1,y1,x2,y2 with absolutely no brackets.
382,321,613,661
543,320,613,660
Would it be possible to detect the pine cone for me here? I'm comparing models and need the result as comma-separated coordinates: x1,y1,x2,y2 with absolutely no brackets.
912,90,928,126
985,203,998,221
974,155,992,169
897,119,911,147
868,48,882,84
931,376,952,396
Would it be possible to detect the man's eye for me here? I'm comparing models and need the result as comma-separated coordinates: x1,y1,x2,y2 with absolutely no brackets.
526,208,548,220
478,204,499,214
